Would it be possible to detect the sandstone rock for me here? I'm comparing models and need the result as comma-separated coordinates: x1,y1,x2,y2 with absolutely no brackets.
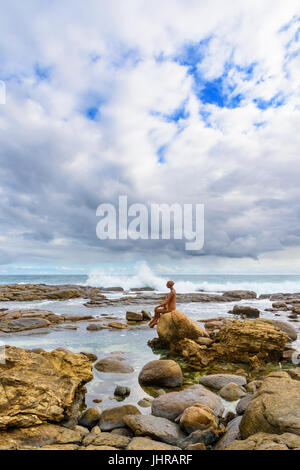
81,445,118,450
123,414,185,446
111,427,134,438
199,374,246,390
78,407,101,430
214,416,242,450
236,394,253,415
152,384,224,421
219,383,246,401
0,317,51,333
185,443,206,450
224,432,300,450
99,404,140,431
95,356,134,373
0,346,93,429
212,319,288,364
240,370,300,438
138,360,183,388
80,352,98,362
245,380,262,393
0,424,83,450
157,310,209,345
230,305,260,318
127,437,180,450
179,404,218,433
83,432,130,448
86,324,106,331
224,290,257,300
138,398,152,407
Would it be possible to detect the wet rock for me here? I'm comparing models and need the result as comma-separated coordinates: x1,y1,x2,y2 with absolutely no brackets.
114,385,131,397
236,394,253,415
214,416,242,450
223,290,257,300
230,305,260,318
95,356,134,373
86,324,106,331
0,346,93,429
219,383,246,401
224,432,300,450
179,404,218,433
127,437,180,450
0,317,51,333
78,408,101,430
272,302,289,310
157,310,209,345
138,398,152,407
152,384,224,421
123,414,185,446
240,369,300,438
138,359,183,388
99,404,140,431
199,374,247,391
245,380,262,393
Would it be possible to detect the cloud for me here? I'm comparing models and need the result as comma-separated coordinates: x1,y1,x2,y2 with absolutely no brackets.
0,0,300,272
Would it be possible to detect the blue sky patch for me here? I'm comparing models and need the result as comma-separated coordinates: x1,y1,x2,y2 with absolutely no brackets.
254,93,285,110
34,63,52,81
157,144,167,163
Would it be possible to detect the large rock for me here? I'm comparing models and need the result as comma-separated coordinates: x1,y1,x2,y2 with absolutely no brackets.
0,346,93,429
236,394,253,415
78,407,101,430
224,432,300,450
0,317,51,332
199,374,246,390
138,360,183,387
123,414,185,446
99,404,140,431
152,384,224,421
179,404,218,434
83,432,130,449
126,311,143,321
240,369,300,438
157,310,209,345
0,424,83,450
224,290,257,300
213,319,288,364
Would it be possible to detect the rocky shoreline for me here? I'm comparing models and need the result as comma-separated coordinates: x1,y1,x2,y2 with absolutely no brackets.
0,285,300,451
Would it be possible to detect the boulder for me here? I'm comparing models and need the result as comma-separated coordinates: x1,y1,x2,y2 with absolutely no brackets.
156,310,209,345
214,416,242,450
95,356,134,373
152,384,224,421
0,317,51,333
108,322,128,329
199,374,247,390
127,437,180,450
240,369,300,438
87,324,106,331
99,404,140,431
224,290,257,300
78,407,101,430
179,427,220,449
138,360,183,388
219,383,246,401
0,346,93,430
179,404,218,433
230,305,260,318
212,319,288,364
123,414,185,446
141,310,152,321
224,432,300,450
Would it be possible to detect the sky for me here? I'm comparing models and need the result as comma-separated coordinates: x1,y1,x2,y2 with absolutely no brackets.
0,0,300,275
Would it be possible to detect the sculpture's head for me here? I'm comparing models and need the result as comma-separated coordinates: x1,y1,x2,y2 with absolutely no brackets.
166,280,174,289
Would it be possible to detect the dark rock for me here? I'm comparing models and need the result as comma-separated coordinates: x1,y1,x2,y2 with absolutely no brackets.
114,385,131,397
236,394,253,415
78,407,101,430
138,359,183,387
199,374,246,391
